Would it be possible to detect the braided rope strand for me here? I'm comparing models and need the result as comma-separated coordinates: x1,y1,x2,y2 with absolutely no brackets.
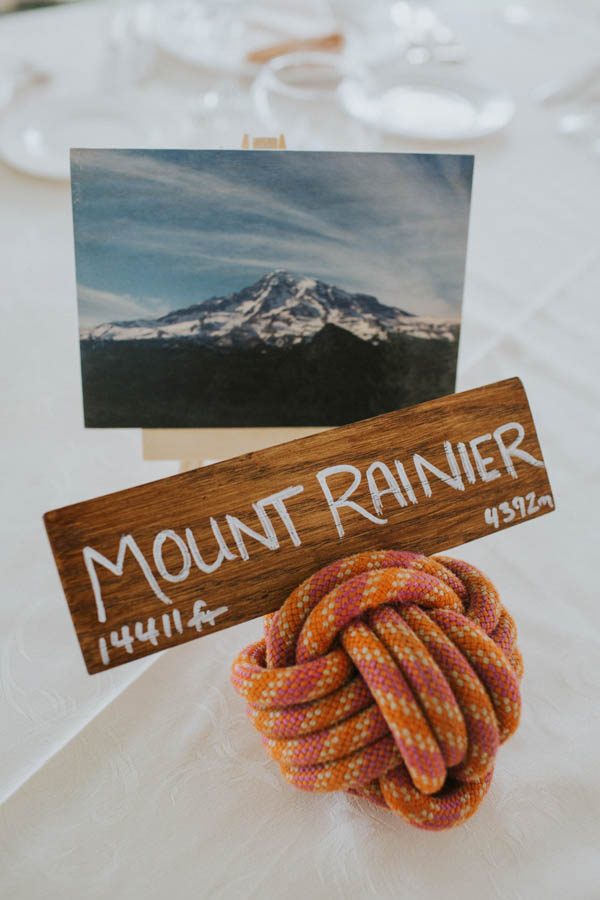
231,550,522,831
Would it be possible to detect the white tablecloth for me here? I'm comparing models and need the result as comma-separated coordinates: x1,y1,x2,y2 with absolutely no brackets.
1,2,599,898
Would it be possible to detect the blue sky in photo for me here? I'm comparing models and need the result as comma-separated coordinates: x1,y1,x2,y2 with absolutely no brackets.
71,149,473,327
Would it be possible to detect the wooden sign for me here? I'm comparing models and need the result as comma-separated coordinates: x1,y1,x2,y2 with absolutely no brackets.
45,378,554,674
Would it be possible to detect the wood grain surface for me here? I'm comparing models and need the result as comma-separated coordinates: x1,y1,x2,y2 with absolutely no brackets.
45,378,554,673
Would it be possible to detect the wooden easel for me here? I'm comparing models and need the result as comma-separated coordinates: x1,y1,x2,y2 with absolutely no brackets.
241,133,287,150
141,134,326,472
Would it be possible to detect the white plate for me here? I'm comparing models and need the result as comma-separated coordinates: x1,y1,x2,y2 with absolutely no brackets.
340,67,515,141
146,1,339,77
147,1,253,75
0,90,168,181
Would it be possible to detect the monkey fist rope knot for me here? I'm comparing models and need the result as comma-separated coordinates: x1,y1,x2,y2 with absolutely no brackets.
231,551,523,831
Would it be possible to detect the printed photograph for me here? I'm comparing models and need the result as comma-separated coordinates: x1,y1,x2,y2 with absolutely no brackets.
72,149,473,427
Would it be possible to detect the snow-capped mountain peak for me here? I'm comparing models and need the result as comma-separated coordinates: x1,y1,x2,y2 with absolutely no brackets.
81,271,458,346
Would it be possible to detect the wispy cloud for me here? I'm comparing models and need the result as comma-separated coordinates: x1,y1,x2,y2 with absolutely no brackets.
77,284,169,327
71,149,473,326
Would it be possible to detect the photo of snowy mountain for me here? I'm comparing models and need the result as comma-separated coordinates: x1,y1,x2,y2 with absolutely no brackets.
81,270,458,346
72,150,472,427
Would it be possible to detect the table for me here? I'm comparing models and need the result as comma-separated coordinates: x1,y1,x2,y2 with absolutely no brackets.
1,2,599,898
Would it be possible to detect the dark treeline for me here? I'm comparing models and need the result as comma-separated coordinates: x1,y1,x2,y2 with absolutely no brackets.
80,324,459,428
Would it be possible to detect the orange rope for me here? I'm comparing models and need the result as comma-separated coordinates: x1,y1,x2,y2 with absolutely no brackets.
231,550,522,830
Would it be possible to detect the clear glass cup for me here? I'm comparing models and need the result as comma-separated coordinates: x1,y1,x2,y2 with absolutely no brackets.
328,0,465,68
251,51,370,150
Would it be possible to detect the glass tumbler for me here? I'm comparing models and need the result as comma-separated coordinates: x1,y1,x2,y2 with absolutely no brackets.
251,51,370,150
